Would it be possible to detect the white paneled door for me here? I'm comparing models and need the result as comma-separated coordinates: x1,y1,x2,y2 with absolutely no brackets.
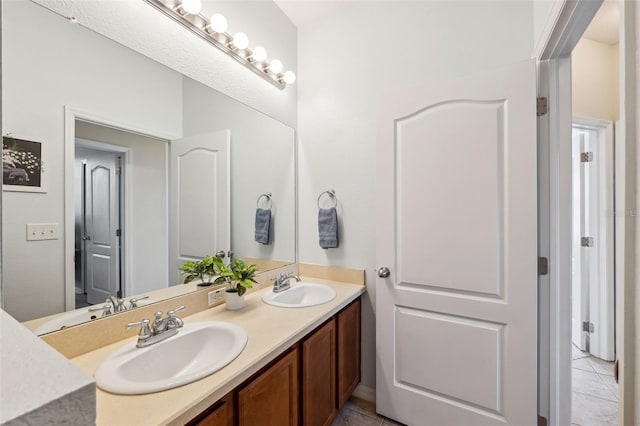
85,151,121,305
170,130,230,285
376,60,537,425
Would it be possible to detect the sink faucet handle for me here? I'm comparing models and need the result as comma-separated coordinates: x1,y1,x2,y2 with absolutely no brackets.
126,319,152,339
167,305,185,316
166,306,185,329
128,295,149,309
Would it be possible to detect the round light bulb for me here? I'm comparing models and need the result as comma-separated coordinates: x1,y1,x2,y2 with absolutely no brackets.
252,46,267,62
209,13,228,33
269,59,283,74
283,71,296,84
181,0,202,15
232,32,249,50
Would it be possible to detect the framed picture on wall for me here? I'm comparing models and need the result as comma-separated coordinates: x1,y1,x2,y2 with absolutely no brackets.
2,136,47,193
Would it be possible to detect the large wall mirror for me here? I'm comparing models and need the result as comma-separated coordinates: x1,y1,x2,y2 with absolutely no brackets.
1,0,296,333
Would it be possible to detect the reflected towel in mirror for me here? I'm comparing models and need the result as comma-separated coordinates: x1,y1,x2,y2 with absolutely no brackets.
255,208,272,245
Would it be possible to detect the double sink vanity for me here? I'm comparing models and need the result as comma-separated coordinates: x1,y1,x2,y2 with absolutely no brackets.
62,267,364,425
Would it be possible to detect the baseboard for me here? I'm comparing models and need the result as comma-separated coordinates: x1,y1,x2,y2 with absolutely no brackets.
352,384,376,403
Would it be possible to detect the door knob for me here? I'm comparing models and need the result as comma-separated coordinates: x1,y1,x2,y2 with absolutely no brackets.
215,250,226,259
378,267,390,278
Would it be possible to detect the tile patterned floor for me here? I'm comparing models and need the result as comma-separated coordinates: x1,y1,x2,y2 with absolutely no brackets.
333,397,404,426
571,344,618,426
337,347,619,426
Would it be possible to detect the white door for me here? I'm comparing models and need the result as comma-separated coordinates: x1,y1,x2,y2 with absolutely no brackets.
571,131,589,351
85,151,120,304
170,130,230,285
376,59,537,426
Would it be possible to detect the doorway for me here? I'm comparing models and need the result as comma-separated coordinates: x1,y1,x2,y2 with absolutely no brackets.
74,142,125,307
570,119,618,425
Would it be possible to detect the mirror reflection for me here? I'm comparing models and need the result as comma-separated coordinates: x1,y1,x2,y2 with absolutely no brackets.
2,0,296,333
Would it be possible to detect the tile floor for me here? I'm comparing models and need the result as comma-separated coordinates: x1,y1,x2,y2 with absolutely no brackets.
333,397,404,426
337,346,618,426
571,344,618,426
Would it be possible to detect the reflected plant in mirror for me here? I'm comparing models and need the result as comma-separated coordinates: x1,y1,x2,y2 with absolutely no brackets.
180,256,219,287
3,0,296,335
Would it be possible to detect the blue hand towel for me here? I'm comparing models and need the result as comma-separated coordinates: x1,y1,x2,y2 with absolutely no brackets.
318,207,339,249
255,208,272,245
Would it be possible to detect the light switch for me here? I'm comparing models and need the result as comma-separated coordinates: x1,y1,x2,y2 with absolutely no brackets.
26,223,59,241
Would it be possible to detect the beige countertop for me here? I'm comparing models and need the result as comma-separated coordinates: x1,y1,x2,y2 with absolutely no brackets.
70,278,365,426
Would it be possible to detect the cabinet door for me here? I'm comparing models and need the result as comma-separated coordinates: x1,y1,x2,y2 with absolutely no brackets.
238,348,299,426
302,319,337,426
189,392,234,426
338,298,361,408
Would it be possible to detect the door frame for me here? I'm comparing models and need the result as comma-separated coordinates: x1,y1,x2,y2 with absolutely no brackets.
571,117,615,361
536,1,636,425
63,106,176,311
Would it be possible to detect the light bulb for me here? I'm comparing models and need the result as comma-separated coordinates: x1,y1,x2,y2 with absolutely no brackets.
269,59,283,74
232,32,249,50
181,0,202,15
209,13,228,33
283,71,296,84
252,46,267,62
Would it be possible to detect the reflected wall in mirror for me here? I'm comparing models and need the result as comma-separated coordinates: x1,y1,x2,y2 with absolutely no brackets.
2,0,296,330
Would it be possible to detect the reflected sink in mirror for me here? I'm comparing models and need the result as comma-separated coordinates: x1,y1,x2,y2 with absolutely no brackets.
262,283,337,308
95,321,247,395
33,298,155,335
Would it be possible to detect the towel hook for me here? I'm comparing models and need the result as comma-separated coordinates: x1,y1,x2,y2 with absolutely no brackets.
257,192,272,209
317,189,337,208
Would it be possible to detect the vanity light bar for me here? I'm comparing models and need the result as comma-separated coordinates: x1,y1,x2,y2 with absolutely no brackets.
143,0,294,90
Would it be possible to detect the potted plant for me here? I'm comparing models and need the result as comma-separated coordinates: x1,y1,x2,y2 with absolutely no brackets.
180,255,218,286
217,258,258,310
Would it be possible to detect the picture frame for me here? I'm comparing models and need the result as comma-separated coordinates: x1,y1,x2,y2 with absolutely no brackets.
2,136,47,193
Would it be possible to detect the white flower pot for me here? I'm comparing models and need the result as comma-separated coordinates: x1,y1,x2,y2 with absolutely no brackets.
225,291,245,310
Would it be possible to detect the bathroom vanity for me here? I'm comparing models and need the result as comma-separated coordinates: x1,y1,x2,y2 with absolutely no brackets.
68,277,364,425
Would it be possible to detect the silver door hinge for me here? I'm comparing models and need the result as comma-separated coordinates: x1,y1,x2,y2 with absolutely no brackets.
536,97,548,116
538,257,549,276
116,229,122,237
580,152,593,162
582,321,594,333
116,167,122,176
581,237,594,247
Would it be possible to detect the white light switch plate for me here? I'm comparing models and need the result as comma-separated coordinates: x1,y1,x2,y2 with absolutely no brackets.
26,223,59,241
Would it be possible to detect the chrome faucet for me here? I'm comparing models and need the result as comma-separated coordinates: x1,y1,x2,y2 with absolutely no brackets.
127,306,185,348
107,296,126,313
271,272,301,293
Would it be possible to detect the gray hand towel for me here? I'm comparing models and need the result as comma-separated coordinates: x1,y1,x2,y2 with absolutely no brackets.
318,207,339,249
255,208,272,245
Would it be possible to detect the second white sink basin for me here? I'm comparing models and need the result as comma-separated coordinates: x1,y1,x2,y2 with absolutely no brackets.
95,321,247,395
262,282,337,308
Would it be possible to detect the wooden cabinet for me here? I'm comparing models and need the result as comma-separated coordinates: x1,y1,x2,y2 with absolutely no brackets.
188,392,234,426
189,296,361,426
337,298,361,409
238,348,299,426
301,319,337,426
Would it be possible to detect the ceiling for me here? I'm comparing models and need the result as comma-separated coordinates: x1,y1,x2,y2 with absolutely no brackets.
583,0,620,45
276,0,620,46
274,0,357,28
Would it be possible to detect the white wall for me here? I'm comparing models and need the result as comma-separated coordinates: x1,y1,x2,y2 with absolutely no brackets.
75,122,170,296
297,0,534,389
32,0,298,128
182,78,296,268
572,38,620,121
2,0,182,321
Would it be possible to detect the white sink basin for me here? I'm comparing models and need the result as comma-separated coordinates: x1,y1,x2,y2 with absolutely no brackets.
95,321,247,395
262,282,337,308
